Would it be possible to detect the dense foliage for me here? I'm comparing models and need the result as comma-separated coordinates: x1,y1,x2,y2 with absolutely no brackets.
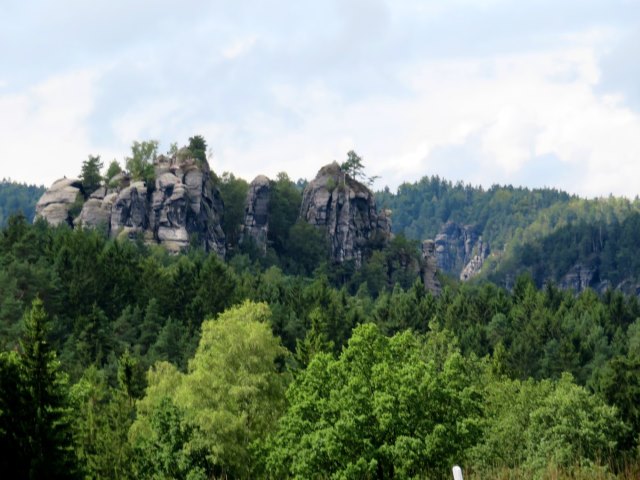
1,215,640,478
0,179,45,226
378,176,640,285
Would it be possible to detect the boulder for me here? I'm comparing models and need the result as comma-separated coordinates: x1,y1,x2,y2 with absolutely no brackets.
75,187,111,231
35,178,83,227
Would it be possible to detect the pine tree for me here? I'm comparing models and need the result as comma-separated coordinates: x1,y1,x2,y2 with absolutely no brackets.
20,298,78,479
79,155,103,195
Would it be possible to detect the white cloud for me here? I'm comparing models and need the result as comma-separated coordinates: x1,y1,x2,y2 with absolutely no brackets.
191,43,640,198
221,35,258,60
0,69,114,185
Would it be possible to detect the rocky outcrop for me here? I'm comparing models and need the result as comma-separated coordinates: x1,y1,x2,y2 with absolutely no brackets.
112,181,150,241
421,239,441,295
300,162,391,267
459,237,489,281
241,175,271,253
558,264,595,292
36,154,226,256
433,222,489,279
75,187,113,230
35,178,84,227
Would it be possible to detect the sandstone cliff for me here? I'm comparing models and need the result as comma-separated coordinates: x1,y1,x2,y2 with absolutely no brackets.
36,154,226,256
240,175,271,253
432,221,489,280
421,239,441,295
300,162,391,267
35,178,84,227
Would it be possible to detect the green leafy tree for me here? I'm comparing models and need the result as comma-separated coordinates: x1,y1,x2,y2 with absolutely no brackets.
265,323,482,479
126,140,158,184
131,302,289,478
267,172,302,258
104,160,123,186
525,373,621,470
217,172,249,250
177,301,290,478
79,155,104,195
188,135,207,164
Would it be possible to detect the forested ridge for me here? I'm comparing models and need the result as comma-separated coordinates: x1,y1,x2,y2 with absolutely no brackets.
0,179,45,227
378,176,640,289
2,215,640,478
2,147,640,479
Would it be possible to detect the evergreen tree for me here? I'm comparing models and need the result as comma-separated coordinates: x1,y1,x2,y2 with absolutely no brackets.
20,298,78,479
79,155,104,196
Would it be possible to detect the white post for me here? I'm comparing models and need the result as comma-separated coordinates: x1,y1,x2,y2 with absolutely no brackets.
452,465,463,480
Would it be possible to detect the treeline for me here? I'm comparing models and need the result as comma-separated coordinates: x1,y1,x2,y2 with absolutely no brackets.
0,179,45,226
378,176,640,280
490,211,640,289
1,218,640,478
376,176,575,249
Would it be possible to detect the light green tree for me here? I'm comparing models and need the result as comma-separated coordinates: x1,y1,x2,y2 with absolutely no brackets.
130,301,290,479
125,140,158,184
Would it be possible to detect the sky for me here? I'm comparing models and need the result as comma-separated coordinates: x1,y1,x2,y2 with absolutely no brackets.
1,0,639,197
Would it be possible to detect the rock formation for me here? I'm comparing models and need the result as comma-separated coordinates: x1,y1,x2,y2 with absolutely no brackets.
74,187,114,230
459,236,489,281
36,154,226,256
433,221,489,280
35,178,84,227
300,162,391,267
421,239,441,295
241,175,271,253
559,264,595,292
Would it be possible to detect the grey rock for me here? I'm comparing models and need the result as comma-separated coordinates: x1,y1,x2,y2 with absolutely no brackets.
421,239,441,295
460,236,489,281
36,152,227,257
241,175,271,253
110,182,149,239
433,222,489,279
559,264,595,292
35,178,83,226
300,162,391,267
75,187,112,230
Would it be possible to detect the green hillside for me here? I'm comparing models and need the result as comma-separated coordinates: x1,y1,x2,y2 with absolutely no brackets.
0,179,46,226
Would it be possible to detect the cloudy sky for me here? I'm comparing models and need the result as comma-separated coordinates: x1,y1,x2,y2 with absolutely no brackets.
1,0,639,197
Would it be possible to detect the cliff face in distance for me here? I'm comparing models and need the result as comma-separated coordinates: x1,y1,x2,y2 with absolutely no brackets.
240,175,271,254
36,154,226,256
299,162,392,268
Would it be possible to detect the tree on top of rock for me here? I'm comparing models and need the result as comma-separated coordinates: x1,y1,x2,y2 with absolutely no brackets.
126,140,158,185
340,150,379,186
188,135,207,164
79,155,103,195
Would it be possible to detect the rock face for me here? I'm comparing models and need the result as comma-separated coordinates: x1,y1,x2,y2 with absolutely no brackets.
35,178,84,227
241,175,271,253
559,264,596,292
75,187,113,230
421,239,441,295
433,221,489,280
36,155,226,256
459,236,489,281
300,162,391,267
